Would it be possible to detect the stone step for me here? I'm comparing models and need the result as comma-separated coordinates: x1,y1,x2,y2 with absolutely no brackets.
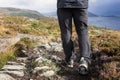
1,65,26,71
7,61,26,66
0,70,24,77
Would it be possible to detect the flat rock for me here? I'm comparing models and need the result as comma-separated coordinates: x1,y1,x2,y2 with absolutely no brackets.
0,73,15,80
35,56,51,64
7,61,26,66
51,55,61,61
49,42,62,51
42,43,51,50
0,71,24,77
40,70,55,77
49,42,58,46
2,65,26,70
16,57,28,62
33,66,50,73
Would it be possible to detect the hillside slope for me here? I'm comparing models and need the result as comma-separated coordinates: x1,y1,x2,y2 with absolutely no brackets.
0,15,120,80
0,7,44,18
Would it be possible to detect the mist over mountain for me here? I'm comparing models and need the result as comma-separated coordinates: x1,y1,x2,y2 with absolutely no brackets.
0,7,44,18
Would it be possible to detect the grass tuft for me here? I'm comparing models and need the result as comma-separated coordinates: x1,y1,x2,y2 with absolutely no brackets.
0,47,16,69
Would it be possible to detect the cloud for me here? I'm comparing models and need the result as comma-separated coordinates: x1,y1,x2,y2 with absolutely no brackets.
89,0,120,15
0,0,98,13
0,0,120,15
0,0,57,13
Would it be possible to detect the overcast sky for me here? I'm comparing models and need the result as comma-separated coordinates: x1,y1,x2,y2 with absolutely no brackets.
89,0,120,15
0,0,120,15
0,0,57,13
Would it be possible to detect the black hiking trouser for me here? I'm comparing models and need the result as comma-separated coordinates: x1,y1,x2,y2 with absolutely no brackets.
57,8,91,63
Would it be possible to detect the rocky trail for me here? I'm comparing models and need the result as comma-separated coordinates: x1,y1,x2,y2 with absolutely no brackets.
0,34,120,80
0,33,58,53
0,44,120,80
0,43,92,80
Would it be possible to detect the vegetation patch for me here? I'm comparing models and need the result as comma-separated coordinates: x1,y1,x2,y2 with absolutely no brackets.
0,16,60,38
0,47,16,69
14,37,36,57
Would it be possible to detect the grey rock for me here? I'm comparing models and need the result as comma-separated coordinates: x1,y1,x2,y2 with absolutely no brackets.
35,56,51,64
17,57,28,62
21,50,27,53
7,61,26,66
0,37,20,53
33,66,50,73
0,73,15,80
2,65,26,70
40,70,55,77
0,71,24,77
37,48,43,53
56,38,61,42
93,30,103,34
49,42,58,46
36,51,41,55
42,43,51,50
53,46,62,52
35,57,43,64
51,55,61,61
49,42,62,52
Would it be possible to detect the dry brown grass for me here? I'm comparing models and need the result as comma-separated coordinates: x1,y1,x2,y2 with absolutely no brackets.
0,15,60,38
102,62,120,79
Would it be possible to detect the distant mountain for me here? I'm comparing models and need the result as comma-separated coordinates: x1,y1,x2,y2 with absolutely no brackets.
101,15,120,17
44,11,98,17
0,7,44,18
44,12,57,17
88,12,98,17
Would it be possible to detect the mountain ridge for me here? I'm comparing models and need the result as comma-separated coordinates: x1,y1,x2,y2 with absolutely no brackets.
0,7,44,18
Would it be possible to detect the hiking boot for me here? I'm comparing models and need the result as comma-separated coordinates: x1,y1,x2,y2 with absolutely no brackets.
78,57,89,75
61,59,74,68
67,59,74,68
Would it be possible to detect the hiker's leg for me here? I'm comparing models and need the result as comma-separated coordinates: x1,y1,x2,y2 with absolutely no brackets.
57,8,74,62
73,8,91,63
